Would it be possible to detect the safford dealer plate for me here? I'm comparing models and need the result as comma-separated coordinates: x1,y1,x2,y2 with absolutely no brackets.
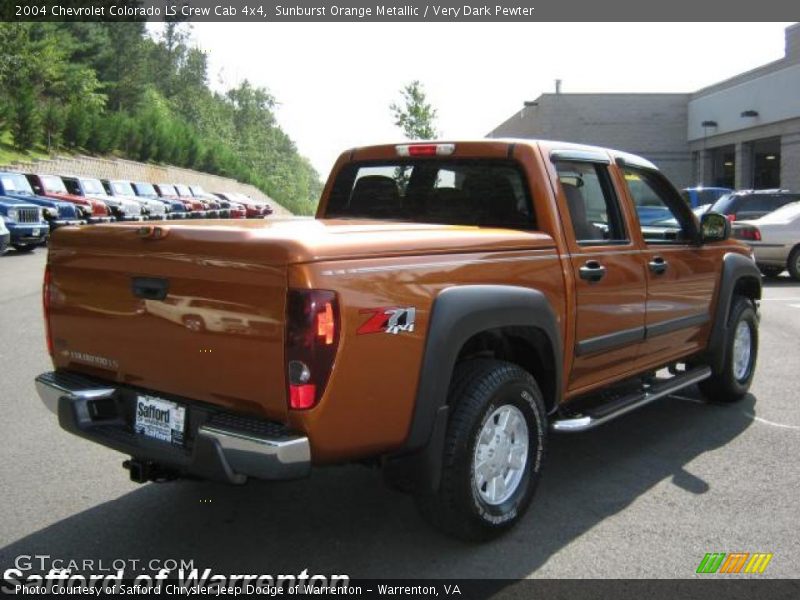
134,395,186,446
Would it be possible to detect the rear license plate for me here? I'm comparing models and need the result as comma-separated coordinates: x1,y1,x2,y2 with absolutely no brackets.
134,395,186,446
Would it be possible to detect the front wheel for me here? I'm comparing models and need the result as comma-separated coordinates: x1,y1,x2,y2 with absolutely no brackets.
699,297,758,403
788,247,800,282
11,244,35,253
415,359,547,541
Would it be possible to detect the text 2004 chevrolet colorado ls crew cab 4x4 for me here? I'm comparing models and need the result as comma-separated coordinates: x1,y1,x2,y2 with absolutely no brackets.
35,140,760,540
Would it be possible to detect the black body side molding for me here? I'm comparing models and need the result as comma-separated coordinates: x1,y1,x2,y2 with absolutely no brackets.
705,252,762,373
387,285,562,492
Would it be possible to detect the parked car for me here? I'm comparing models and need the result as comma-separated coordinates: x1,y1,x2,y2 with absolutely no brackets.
709,189,800,222
154,183,205,218
62,176,143,222
681,187,733,208
733,201,800,280
130,182,187,220
26,174,112,223
101,179,166,221
36,139,760,540
175,183,220,218
188,185,244,219
0,196,49,252
0,171,82,231
0,218,9,254
214,191,273,218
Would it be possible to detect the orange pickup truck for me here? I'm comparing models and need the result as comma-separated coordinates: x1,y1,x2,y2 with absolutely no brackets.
35,140,761,540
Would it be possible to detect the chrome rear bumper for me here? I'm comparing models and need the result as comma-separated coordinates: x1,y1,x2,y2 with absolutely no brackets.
35,371,310,482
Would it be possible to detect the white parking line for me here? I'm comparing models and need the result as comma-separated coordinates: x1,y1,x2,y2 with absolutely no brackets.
744,412,800,431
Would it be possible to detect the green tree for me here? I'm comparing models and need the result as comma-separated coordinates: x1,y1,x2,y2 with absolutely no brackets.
390,80,439,140
12,85,41,150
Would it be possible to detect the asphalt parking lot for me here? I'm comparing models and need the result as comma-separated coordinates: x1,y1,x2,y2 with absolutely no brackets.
1,248,798,580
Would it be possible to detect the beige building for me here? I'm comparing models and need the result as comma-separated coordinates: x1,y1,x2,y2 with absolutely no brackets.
489,24,800,192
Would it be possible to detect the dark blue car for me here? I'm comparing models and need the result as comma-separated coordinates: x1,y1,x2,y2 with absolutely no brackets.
0,196,50,252
0,171,83,231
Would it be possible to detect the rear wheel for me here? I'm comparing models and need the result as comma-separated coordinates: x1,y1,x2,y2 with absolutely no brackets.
415,359,547,541
699,297,758,403
788,247,800,282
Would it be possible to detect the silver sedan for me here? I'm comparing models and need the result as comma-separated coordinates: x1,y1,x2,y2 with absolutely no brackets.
733,201,800,280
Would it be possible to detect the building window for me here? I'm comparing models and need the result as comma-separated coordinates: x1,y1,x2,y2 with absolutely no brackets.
752,137,781,189
709,145,736,188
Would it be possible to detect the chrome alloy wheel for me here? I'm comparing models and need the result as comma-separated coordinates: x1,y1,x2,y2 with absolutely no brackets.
472,405,529,506
732,320,753,381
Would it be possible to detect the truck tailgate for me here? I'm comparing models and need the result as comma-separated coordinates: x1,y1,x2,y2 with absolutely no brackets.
47,223,288,422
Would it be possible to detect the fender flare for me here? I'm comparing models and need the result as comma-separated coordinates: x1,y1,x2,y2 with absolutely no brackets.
388,285,562,492
706,252,762,373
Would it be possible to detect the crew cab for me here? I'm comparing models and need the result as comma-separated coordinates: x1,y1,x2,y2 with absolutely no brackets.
62,176,143,222
26,174,112,224
35,140,761,540
102,179,167,221
0,196,48,252
0,172,82,231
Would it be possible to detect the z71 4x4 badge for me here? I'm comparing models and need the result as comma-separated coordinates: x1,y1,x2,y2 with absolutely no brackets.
357,307,416,335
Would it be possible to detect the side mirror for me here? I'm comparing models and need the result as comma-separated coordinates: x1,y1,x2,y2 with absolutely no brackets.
700,212,731,243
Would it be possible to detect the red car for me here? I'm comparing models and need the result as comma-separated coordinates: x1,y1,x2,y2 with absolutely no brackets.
189,185,245,219
26,174,112,223
154,183,205,218
214,192,273,219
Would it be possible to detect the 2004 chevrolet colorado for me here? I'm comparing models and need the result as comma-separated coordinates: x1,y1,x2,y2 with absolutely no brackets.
35,140,761,540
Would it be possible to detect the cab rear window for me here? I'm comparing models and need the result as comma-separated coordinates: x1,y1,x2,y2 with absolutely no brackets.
325,159,535,229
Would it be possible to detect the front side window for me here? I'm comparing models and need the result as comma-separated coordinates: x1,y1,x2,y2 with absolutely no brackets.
623,168,697,243
326,159,535,229
555,161,627,245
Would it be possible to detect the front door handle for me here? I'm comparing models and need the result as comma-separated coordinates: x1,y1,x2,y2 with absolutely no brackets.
579,260,606,283
649,256,668,275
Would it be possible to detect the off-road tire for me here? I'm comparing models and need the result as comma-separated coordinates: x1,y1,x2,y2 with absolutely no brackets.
788,247,800,282
415,359,547,541
699,296,758,403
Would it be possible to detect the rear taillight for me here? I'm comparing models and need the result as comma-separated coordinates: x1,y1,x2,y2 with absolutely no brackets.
737,226,762,241
727,214,737,222
43,265,53,356
286,289,340,410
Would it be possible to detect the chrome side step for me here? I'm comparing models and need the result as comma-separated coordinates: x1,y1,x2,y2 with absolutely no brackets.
551,366,712,433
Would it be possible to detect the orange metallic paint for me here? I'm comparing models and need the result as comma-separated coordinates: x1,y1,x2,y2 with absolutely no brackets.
46,139,753,464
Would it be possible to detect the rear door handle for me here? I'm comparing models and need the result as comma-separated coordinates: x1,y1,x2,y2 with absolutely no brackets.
579,260,606,283
649,257,668,274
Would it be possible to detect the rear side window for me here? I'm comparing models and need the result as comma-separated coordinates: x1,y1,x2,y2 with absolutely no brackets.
326,159,535,229
746,194,796,212
554,161,627,244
